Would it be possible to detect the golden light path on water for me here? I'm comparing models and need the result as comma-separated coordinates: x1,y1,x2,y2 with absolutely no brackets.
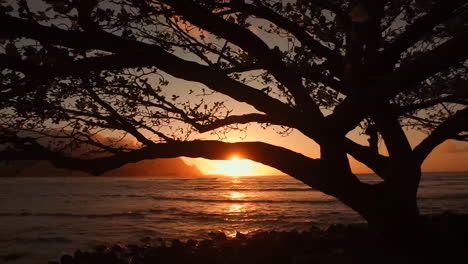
230,192,245,199
222,177,255,237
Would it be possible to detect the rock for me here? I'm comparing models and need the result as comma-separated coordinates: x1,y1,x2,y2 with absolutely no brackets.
94,245,107,252
208,232,227,241
171,239,183,249
308,225,322,234
55,217,468,264
73,250,83,258
140,236,152,243
156,238,167,248
324,223,347,234
236,231,246,239
0,253,24,261
111,244,126,252
127,244,142,255
186,239,197,247
291,254,314,264
60,254,75,264
198,239,214,249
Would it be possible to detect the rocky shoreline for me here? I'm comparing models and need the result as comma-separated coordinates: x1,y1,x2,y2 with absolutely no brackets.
26,212,465,264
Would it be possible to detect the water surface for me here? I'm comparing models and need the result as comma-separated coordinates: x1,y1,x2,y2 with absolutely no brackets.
0,173,467,263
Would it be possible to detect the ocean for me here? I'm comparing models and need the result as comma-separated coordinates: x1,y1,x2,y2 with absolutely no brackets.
0,173,467,263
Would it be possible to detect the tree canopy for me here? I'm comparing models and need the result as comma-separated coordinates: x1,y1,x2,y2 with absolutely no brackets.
1,0,467,232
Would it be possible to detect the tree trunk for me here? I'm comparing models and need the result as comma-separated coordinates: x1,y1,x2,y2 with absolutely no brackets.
313,137,432,259
335,168,444,262
363,182,421,240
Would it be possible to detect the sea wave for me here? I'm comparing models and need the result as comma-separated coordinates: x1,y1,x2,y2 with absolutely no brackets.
419,193,468,200
151,196,335,204
0,207,184,219
128,194,145,198
0,211,146,218
12,236,73,244
193,187,313,192
101,194,122,197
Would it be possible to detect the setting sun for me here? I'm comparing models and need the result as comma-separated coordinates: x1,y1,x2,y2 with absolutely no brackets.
215,156,255,176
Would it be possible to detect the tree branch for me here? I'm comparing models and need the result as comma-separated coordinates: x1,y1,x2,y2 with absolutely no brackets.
324,28,468,136
380,0,467,68
186,112,391,182
1,54,157,100
192,114,272,133
164,0,324,119
235,1,343,75
193,113,392,183
395,95,467,115
384,28,468,99
84,86,160,145
344,139,390,180
0,136,319,185
0,14,303,131
413,107,468,164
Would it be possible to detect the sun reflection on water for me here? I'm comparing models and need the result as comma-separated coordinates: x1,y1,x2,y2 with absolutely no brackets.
227,204,244,213
231,176,241,184
225,229,257,238
230,192,244,199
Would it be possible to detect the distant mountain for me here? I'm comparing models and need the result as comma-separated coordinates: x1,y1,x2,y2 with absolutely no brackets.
102,158,204,177
0,158,204,178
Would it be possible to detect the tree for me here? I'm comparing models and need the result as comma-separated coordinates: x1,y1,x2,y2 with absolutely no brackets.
0,0,467,239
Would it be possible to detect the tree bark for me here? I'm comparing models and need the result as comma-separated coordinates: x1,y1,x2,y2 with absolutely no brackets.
333,166,424,251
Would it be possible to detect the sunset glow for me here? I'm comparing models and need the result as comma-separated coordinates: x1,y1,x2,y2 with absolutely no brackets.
230,192,245,199
227,204,244,213
216,156,255,176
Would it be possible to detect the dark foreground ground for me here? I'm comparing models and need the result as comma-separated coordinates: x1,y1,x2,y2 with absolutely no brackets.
3,213,467,264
